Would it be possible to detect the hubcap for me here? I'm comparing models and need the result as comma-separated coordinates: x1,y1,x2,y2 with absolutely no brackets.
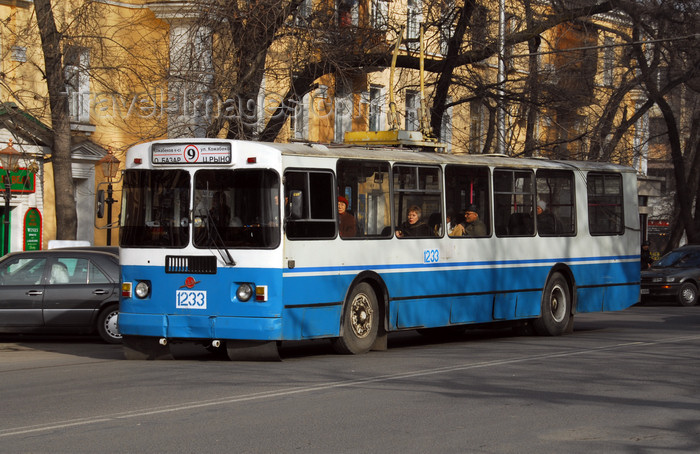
105,311,122,340
550,284,566,323
350,294,373,338
682,288,696,304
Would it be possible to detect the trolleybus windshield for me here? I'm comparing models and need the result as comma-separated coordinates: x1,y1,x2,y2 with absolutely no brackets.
119,168,281,249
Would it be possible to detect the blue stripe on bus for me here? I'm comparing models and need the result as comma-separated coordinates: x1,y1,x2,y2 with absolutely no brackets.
119,257,640,341
283,254,640,274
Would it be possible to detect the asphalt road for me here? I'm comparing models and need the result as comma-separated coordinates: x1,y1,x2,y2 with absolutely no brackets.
1,302,699,453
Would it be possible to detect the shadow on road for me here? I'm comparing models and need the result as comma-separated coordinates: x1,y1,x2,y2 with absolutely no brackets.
1,303,697,362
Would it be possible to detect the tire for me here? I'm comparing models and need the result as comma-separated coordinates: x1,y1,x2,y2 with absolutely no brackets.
677,282,698,307
96,305,122,344
332,282,379,355
122,335,173,360
533,272,571,336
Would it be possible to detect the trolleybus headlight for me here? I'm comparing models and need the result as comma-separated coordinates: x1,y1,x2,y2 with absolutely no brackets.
236,283,254,302
135,281,151,298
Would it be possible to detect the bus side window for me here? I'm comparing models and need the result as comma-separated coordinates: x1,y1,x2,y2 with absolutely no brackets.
337,159,392,238
536,169,575,236
587,173,623,235
445,164,491,238
284,170,336,239
494,169,535,237
393,164,442,239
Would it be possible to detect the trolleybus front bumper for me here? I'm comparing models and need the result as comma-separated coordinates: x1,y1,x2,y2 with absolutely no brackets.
118,312,283,341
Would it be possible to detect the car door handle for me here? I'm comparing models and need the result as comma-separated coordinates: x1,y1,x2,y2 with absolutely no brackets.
93,289,109,295
26,290,43,296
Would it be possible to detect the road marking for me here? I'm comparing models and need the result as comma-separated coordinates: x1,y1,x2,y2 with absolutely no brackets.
2,334,700,438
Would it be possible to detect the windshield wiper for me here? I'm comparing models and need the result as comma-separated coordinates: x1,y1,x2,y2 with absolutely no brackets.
197,209,236,266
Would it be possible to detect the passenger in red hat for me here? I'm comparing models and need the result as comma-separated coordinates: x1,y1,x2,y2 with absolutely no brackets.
337,196,356,238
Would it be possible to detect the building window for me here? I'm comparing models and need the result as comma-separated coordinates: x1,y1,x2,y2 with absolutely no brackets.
338,0,358,27
406,0,421,52
405,90,419,131
295,0,312,26
603,37,614,86
256,76,267,135
440,0,456,56
369,85,384,132
65,46,91,124
471,5,489,48
371,0,389,30
290,93,310,140
11,46,26,63
335,80,353,143
469,99,484,154
440,97,452,152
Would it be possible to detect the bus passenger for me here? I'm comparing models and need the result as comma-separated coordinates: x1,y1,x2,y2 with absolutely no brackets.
338,196,356,238
536,200,561,234
396,205,433,237
450,205,487,237
429,212,443,236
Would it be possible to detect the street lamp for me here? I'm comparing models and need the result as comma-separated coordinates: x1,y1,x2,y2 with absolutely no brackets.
0,139,21,255
98,151,120,246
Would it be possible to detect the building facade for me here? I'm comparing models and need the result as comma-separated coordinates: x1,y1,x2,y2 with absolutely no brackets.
0,0,662,252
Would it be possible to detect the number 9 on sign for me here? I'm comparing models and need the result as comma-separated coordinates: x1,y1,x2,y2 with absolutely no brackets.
183,145,200,162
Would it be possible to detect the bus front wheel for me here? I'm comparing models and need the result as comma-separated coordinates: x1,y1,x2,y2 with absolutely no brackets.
332,283,379,355
533,272,572,336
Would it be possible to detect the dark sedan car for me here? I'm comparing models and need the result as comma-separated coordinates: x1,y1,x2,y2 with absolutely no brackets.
0,248,121,343
641,245,700,306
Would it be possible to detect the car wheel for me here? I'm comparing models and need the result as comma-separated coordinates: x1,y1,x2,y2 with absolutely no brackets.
678,282,698,307
96,305,122,344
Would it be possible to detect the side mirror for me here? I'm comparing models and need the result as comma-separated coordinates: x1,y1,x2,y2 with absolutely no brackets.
287,190,303,220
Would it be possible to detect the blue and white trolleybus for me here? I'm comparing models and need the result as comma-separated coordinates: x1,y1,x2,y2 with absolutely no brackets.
118,139,640,360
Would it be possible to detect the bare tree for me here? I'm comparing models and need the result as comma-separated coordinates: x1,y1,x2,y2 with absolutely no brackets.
34,0,77,240
620,0,700,246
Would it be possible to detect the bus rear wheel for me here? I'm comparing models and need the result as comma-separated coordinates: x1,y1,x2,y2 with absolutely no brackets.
332,283,378,355
533,272,571,336
122,335,173,360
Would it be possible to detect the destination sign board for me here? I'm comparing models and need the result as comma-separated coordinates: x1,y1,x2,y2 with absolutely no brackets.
151,143,232,164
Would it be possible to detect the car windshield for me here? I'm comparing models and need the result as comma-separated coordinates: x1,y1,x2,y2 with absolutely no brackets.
654,249,700,268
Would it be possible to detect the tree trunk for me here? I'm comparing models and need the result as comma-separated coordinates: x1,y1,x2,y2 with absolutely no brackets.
35,0,77,240
430,2,475,140
522,1,540,157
